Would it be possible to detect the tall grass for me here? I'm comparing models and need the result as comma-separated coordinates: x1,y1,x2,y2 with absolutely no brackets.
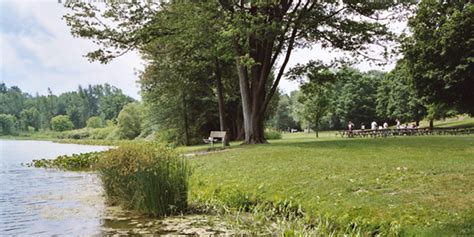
98,143,189,217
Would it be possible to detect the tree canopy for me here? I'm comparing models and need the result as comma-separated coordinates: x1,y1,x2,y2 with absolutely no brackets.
63,0,410,144
0,83,134,131
403,0,474,115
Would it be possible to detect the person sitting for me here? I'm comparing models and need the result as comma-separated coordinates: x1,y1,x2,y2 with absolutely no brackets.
348,121,355,137
383,122,388,129
361,123,365,130
396,119,401,129
371,121,377,130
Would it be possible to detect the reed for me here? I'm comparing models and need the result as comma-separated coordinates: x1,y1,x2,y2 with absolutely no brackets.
98,143,189,217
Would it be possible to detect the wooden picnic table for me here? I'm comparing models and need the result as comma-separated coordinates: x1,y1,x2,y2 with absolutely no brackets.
339,127,474,138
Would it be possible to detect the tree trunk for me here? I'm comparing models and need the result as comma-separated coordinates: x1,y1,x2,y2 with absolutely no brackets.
215,59,229,146
429,119,434,130
231,4,301,144
315,117,319,138
236,60,266,144
181,92,190,146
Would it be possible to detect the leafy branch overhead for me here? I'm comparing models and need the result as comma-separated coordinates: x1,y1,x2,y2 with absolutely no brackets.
63,0,414,144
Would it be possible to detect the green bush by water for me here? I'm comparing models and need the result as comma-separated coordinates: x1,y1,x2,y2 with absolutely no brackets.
98,143,189,217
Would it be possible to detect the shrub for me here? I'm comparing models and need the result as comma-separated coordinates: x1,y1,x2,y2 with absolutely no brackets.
98,143,189,217
0,114,17,135
264,129,282,140
117,103,143,139
60,128,91,139
51,115,74,131
86,116,103,128
90,126,116,139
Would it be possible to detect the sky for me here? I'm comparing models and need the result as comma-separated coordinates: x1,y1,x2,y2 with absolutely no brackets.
0,0,403,99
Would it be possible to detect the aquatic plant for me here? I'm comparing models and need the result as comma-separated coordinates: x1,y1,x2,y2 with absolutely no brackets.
27,151,103,170
191,192,402,236
98,143,189,217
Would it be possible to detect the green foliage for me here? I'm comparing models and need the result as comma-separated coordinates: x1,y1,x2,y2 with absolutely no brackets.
0,85,24,117
56,125,118,140
19,107,41,131
332,68,383,128
0,83,133,131
404,0,474,115
63,0,409,144
0,114,17,135
117,103,143,139
299,68,335,136
27,151,103,170
264,129,282,140
86,116,103,128
138,2,243,145
98,143,189,217
267,92,301,131
51,115,74,132
376,61,426,123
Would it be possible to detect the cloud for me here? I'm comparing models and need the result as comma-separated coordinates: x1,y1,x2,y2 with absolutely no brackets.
0,0,143,99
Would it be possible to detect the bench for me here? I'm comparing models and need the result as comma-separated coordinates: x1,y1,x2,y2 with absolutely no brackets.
203,131,227,149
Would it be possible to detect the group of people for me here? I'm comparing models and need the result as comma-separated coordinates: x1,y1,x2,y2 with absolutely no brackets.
347,119,419,132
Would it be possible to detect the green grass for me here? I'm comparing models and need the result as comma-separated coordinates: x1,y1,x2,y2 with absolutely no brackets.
189,134,474,235
416,116,474,129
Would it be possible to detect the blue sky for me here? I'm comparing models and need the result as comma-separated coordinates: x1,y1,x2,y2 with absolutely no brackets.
0,0,402,99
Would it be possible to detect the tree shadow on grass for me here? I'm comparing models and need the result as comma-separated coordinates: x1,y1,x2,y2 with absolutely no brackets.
266,136,457,150
415,217,474,236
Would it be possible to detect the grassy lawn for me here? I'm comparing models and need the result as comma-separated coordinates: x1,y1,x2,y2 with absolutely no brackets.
189,133,474,235
416,116,474,129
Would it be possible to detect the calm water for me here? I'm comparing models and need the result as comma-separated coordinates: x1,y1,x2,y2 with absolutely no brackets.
0,139,110,235
0,139,238,235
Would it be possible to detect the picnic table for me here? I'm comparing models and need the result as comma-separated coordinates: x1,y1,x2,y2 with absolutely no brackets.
339,127,474,138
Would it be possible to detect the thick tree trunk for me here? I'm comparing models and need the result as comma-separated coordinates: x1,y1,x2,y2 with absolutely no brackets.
429,119,434,130
236,60,260,144
235,63,268,144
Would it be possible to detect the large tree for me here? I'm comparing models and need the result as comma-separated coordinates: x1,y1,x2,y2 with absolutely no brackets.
64,0,409,144
403,0,474,115
376,61,426,125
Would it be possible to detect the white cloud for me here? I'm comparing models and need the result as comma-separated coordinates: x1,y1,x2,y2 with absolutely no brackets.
0,0,143,99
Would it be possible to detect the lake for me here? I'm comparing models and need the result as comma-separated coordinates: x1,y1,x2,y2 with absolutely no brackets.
0,139,110,235
0,139,237,235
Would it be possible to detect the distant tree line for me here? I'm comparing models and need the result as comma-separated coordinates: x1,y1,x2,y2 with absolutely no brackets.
0,83,134,135
268,64,461,134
